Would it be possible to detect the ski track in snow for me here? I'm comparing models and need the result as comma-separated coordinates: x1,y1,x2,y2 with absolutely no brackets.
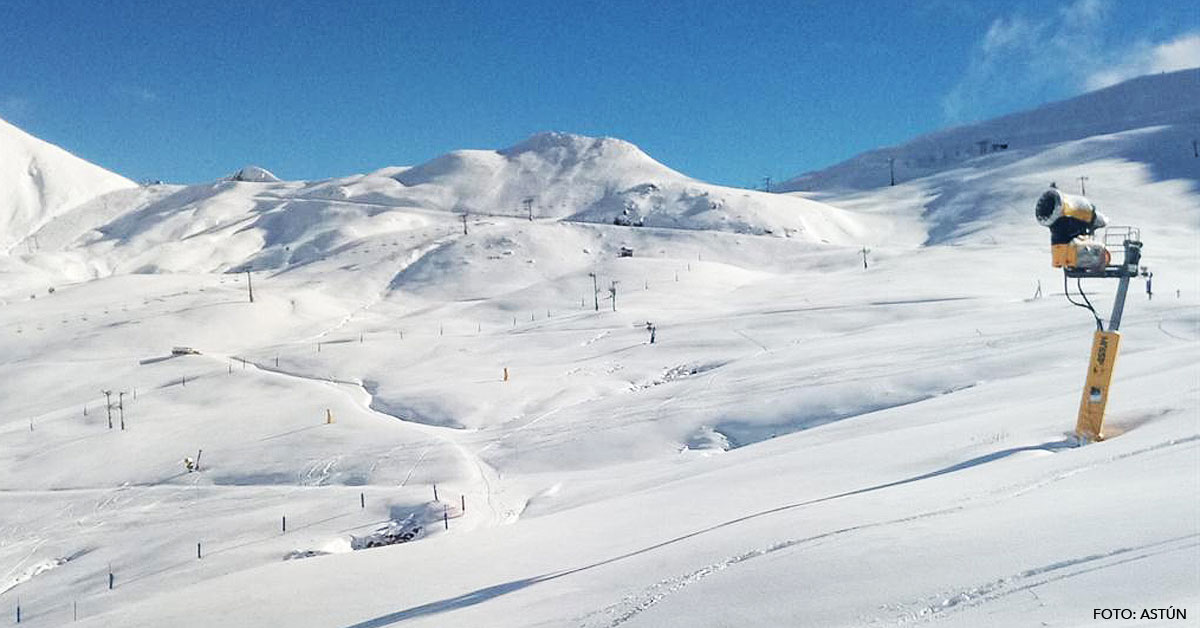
879,534,1200,625
576,434,1200,627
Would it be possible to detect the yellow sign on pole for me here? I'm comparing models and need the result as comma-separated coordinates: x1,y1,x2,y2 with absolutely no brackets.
1075,330,1120,441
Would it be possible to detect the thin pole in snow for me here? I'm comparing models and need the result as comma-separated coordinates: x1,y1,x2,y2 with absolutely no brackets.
102,390,113,429
433,484,438,502
360,492,365,509
589,272,599,311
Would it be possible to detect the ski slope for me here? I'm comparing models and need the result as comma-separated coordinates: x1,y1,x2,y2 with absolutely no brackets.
0,70,1197,627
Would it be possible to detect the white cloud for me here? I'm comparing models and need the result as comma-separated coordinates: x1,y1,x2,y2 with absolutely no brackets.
943,0,1197,122
1085,33,1200,90
1060,0,1108,26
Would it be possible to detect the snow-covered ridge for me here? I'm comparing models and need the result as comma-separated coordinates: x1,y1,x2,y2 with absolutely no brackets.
0,117,136,253
8,130,911,285
782,68,1200,193
230,165,281,183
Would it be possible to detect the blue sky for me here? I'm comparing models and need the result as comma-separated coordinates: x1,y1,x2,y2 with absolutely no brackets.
1,0,1196,187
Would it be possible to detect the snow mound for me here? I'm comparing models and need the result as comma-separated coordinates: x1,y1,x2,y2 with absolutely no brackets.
230,165,281,182
0,116,136,253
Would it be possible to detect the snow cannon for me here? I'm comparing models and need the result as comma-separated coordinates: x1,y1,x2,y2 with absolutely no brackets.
1035,187,1108,271
1036,188,1147,443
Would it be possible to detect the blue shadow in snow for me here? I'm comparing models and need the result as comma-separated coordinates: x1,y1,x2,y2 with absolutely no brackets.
343,438,1075,627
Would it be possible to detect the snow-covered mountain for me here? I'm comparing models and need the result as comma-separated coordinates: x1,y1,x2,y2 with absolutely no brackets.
1,72,1197,628
5,129,911,289
782,68,1200,194
0,117,135,254
780,68,1200,246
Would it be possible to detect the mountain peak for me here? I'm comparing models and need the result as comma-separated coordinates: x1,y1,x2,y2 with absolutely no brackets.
498,131,644,161
0,116,135,253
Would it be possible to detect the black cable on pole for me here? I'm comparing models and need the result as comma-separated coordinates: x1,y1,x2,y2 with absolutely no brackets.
1063,271,1102,331
1076,276,1103,331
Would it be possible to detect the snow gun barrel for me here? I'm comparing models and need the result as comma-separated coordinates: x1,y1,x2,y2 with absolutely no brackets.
1034,188,1109,271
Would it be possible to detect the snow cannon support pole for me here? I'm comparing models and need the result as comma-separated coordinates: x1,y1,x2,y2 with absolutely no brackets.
1074,268,1131,442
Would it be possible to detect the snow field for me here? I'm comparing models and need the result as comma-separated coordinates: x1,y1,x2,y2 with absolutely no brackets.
1,70,1198,626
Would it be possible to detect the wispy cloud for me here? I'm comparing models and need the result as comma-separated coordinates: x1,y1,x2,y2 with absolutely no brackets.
0,95,33,122
1085,32,1200,90
943,0,1198,122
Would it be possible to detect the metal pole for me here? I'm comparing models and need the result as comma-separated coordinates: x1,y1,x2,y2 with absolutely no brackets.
589,273,599,311
118,392,125,430
1108,273,1131,332
246,270,254,303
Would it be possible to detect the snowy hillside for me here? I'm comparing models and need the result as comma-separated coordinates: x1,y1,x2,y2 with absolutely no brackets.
781,68,1200,194
779,69,1200,251
1,71,1197,628
0,117,135,254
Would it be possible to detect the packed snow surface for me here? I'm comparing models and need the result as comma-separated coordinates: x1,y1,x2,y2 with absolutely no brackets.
0,71,1197,627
